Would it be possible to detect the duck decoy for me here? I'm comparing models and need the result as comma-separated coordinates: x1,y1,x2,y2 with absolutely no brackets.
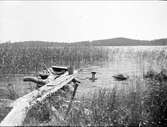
112,74,129,81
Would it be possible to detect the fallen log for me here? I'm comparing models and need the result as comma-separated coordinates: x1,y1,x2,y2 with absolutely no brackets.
0,70,78,126
23,76,46,86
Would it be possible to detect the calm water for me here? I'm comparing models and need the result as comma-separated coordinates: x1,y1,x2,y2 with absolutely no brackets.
76,46,167,96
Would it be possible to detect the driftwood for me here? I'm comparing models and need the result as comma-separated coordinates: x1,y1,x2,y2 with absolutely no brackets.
0,66,78,126
23,76,46,86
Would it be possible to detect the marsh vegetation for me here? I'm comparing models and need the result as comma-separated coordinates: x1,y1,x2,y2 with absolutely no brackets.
0,44,167,126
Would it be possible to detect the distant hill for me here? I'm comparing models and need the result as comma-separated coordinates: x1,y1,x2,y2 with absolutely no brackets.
0,41,68,48
75,37,167,46
151,38,167,46
1,37,167,48
76,37,167,46
90,37,150,46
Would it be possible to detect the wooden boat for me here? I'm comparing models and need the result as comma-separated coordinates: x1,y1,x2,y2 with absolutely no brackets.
112,74,129,81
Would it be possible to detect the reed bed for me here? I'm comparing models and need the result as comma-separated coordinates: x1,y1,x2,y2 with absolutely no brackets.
0,45,109,74
1,44,167,126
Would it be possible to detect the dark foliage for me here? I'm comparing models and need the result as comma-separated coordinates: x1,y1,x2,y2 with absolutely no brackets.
144,69,167,127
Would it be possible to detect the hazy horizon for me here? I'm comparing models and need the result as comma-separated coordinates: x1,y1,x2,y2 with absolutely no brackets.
0,1,167,43
0,36,166,44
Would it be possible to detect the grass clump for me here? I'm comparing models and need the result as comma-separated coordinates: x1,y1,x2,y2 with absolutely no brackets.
66,87,143,127
143,69,167,127
0,83,18,121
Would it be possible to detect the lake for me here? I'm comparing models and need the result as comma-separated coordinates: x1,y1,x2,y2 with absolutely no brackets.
0,46,167,97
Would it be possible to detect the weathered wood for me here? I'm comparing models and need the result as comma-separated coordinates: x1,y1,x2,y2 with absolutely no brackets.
23,76,46,85
65,82,79,119
52,66,68,72
0,70,78,126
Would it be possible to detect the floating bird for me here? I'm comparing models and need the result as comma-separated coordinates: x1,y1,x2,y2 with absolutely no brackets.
112,74,129,81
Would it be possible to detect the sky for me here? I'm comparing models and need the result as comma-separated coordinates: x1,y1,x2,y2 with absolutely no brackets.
0,1,167,43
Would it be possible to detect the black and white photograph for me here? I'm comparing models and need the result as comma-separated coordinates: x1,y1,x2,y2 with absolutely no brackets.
0,1,167,126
